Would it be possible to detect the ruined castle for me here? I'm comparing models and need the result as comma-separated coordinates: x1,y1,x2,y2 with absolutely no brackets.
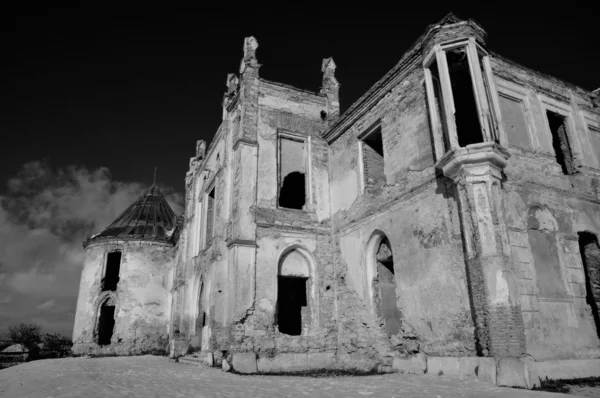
72,14,600,387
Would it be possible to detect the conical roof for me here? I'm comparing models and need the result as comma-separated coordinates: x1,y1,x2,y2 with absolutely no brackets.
85,184,178,246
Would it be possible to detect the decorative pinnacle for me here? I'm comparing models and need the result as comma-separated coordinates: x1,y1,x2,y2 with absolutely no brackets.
240,36,259,74
153,167,157,185
321,57,339,92
322,57,337,73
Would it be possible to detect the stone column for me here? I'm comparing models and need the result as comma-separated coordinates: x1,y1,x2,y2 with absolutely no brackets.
437,142,525,357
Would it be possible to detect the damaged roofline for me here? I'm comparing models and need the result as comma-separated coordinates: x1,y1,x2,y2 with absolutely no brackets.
491,52,600,99
260,78,326,99
320,15,482,144
322,14,599,144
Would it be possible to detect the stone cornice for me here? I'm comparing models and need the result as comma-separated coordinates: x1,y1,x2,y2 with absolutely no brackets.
435,142,511,181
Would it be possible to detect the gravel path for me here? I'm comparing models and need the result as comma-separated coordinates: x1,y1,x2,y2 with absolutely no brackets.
0,355,573,398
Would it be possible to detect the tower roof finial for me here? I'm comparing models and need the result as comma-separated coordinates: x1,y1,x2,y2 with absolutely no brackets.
153,166,157,186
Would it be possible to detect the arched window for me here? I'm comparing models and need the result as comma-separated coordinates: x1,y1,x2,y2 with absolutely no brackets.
367,234,402,336
277,249,310,336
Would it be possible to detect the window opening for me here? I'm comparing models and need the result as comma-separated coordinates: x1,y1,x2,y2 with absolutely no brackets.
205,187,215,246
578,232,600,338
278,137,306,210
277,276,307,336
361,125,385,185
446,48,483,147
546,111,576,175
98,304,116,345
102,252,121,291
374,237,402,336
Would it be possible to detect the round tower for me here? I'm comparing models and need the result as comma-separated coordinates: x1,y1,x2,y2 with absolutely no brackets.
72,184,180,356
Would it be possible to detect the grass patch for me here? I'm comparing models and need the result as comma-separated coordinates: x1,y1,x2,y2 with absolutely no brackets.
533,377,600,394
236,368,381,377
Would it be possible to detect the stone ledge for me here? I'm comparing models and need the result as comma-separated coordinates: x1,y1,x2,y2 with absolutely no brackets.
206,350,600,391
257,352,335,373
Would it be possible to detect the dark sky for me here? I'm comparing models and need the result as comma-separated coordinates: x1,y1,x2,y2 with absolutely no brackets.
5,2,599,196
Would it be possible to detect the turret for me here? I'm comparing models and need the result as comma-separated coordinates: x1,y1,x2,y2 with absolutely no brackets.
72,184,180,356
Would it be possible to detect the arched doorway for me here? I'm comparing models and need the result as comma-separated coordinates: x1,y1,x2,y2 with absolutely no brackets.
96,297,116,346
277,249,310,336
368,234,402,336
578,231,600,338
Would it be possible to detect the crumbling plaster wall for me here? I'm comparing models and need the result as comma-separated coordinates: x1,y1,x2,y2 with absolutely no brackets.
212,80,339,358
493,58,600,360
172,122,232,354
329,66,434,215
72,240,175,356
336,186,475,356
328,62,476,358
503,185,600,360
256,80,331,221
225,227,338,355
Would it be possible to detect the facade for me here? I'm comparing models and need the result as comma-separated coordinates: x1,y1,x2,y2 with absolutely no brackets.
72,14,600,386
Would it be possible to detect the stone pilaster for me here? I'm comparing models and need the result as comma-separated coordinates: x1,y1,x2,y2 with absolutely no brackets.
437,142,525,357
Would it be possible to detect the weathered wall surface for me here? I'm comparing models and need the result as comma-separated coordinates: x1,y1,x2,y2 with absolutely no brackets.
336,186,475,356
72,240,174,356
328,62,476,360
492,58,600,360
216,79,338,359
171,120,232,355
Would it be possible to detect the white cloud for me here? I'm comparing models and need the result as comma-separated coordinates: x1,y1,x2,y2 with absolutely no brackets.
36,299,56,310
0,161,183,337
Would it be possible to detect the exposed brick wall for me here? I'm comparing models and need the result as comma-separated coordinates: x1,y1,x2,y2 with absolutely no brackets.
488,304,526,357
362,142,385,184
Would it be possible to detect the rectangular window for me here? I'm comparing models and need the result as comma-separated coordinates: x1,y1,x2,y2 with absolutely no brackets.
205,187,215,247
588,125,600,166
278,136,306,210
546,110,576,175
360,125,385,185
102,251,121,292
498,94,531,149
193,198,203,256
446,47,484,147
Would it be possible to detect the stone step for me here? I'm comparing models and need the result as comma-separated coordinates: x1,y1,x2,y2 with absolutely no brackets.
178,355,203,366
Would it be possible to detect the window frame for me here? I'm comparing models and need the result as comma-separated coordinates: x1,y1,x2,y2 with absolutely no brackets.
582,112,600,169
540,96,581,174
276,130,311,211
423,39,505,161
202,181,217,250
495,80,538,150
357,121,385,192
101,250,122,292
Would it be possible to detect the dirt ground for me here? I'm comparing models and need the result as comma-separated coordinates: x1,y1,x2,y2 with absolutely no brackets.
0,355,589,398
